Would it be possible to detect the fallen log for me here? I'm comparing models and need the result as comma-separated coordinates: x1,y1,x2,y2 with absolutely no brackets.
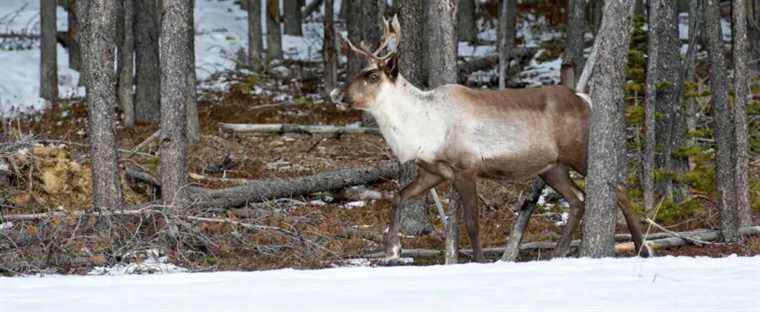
219,123,381,135
366,226,760,259
191,161,400,208
458,47,537,77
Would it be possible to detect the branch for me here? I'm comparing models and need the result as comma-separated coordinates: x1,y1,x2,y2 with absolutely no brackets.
219,123,381,135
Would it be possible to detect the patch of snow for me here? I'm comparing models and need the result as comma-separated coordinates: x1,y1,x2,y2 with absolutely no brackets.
343,201,366,209
87,249,188,276
0,221,13,231
2,256,759,311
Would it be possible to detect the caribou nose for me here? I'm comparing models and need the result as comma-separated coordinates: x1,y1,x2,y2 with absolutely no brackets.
329,88,344,103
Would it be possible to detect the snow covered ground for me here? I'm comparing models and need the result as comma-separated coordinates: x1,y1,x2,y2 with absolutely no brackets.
1,256,758,312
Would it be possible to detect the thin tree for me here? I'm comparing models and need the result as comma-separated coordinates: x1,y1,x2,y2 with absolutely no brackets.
116,0,135,128
733,0,752,229
498,0,517,89
134,0,161,122
40,0,58,104
643,0,682,210
266,0,283,60
79,0,124,210
248,0,264,69
581,0,635,258
590,0,605,35
63,0,82,71
346,0,381,78
457,0,477,43
159,0,194,208
323,0,338,95
283,0,303,36
704,0,739,241
750,0,760,73
565,0,586,82
396,0,433,236
426,0,459,264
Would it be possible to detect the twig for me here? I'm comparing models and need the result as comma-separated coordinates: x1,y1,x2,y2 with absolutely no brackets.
644,218,721,245
132,130,160,153
430,189,447,227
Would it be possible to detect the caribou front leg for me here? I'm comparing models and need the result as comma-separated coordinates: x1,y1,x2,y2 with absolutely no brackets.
384,167,444,260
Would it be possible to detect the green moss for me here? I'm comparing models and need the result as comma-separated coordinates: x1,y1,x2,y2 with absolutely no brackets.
655,81,674,91
625,104,645,125
751,179,760,213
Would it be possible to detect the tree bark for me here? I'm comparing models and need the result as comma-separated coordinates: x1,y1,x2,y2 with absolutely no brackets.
590,0,605,35
671,0,703,204
750,0,760,73
248,0,264,69
705,0,739,242
80,0,124,210
346,0,381,78
266,0,283,60
116,0,135,128
134,0,161,123
733,0,752,229
64,0,82,71
457,0,477,43
40,0,58,103
191,161,401,208
323,0,338,97
283,0,303,36
498,0,517,89
159,0,194,209
565,0,586,81
396,1,432,235
581,0,634,258
643,0,681,210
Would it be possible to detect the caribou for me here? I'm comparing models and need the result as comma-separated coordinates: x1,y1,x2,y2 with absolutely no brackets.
331,16,650,262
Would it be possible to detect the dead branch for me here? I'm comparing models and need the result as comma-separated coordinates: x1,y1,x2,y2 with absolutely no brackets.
458,48,538,77
132,130,160,153
189,172,252,185
219,123,381,135
0,204,161,221
190,161,401,208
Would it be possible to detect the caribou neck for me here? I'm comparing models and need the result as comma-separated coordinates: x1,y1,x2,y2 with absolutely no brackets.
369,75,451,163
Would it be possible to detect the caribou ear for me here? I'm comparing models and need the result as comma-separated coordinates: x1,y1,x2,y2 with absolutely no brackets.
382,53,399,80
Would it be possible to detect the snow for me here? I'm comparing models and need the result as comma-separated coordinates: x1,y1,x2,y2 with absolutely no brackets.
1,256,759,311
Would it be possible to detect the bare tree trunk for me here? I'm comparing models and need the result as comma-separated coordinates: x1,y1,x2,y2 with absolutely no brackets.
750,0,760,73
116,0,135,128
427,0,459,263
581,0,634,258
705,0,739,241
733,0,752,229
396,1,433,235
590,0,605,35
266,0,283,61
323,0,338,96
565,0,586,81
159,0,193,209
672,0,703,203
283,0,302,36
644,0,682,210
80,0,124,210
134,0,161,123
498,0,517,89
40,0,58,103
248,0,264,69
346,0,381,78
64,0,82,71
457,0,477,43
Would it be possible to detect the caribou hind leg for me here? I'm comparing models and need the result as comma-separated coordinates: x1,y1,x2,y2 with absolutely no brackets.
616,185,652,257
539,165,586,258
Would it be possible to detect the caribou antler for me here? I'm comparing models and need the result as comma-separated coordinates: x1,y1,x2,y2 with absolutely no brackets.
341,15,401,63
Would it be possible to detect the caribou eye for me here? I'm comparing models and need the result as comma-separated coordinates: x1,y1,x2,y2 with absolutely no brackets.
368,72,380,83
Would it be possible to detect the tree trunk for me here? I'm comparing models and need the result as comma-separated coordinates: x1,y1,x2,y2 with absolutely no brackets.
396,0,433,235
733,0,752,229
565,0,586,81
79,0,124,210
705,0,739,241
134,0,161,123
457,0,477,43
671,0,703,203
283,0,302,36
590,0,605,35
323,0,338,96
750,0,760,73
116,0,135,128
65,0,82,71
498,0,517,89
643,0,682,210
159,0,193,209
248,0,264,69
427,0,459,262
346,0,381,78
581,0,634,258
266,0,283,60
40,0,58,103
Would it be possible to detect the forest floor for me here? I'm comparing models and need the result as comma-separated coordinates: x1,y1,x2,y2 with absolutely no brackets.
1,66,758,275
